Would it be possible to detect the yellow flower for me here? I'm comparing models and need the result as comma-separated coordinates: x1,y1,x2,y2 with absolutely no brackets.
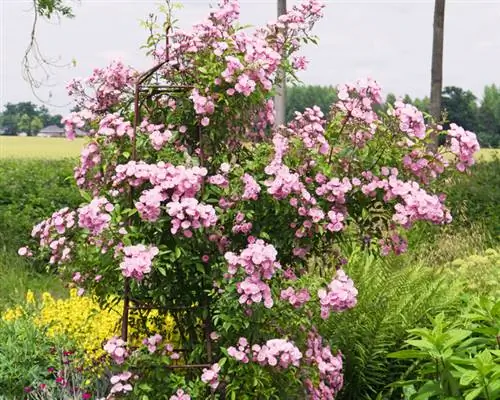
3,289,179,365
26,290,35,305
1,306,24,322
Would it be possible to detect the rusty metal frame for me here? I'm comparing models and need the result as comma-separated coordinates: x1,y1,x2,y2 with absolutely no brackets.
118,54,213,369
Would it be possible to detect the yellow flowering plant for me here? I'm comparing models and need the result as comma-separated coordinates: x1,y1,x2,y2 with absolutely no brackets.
2,289,179,365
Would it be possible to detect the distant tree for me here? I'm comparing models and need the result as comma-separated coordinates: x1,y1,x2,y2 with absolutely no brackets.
385,93,397,106
5,102,38,119
0,101,62,135
30,116,44,134
478,85,500,147
286,85,337,122
47,114,63,126
403,94,413,105
413,96,430,114
1,114,18,135
17,114,32,134
386,93,430,115
441,86,478,131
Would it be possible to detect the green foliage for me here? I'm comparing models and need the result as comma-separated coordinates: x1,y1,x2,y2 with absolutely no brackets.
0,251,65,312
442,86,478,132
321,249,463,400
447,248,500,297
17,114,32,134
478,85,500,148
405,223,492,267
0,316,68,398
286,85,337,121
443,156,500,244
386,93,430,115
387,297,500,400
36,0,75,18
0,159,81,266
30,116,44,134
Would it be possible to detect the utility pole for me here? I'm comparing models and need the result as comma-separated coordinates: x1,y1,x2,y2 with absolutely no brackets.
430,0,445,121
275,0,287,127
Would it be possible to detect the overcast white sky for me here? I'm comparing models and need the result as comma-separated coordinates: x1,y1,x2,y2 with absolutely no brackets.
1,0,499,114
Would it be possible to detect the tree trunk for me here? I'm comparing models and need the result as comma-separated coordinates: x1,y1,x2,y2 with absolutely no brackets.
275,0,287,127
430,0,446,121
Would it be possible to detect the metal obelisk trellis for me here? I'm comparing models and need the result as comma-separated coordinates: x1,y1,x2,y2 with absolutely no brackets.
119,30,213,371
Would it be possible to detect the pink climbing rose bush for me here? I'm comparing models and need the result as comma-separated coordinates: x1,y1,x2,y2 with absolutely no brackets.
20,0,479,398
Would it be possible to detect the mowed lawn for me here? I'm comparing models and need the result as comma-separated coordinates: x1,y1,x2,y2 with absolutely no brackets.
0,136,85,159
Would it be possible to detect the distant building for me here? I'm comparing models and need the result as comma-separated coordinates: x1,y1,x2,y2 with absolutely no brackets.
37,125,87,138
18,132,28,137
0,128,6,135
37,125,65,137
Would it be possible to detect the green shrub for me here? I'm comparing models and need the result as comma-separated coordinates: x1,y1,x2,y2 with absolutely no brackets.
443,156,500,245
0,315,69,398
0,159,81,268
447,248,500,297
387,296,500,400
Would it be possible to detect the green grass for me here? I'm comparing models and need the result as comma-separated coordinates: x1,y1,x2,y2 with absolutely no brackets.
0,251,65,311
0,136,85,159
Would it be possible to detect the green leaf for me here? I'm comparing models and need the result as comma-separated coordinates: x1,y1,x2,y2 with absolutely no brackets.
79,190,92,202
138,383,153,392
406,339,435,351
413,381,442,400
464,387,482,400
459,370,478,386
196,263,205,274
476,349,493,365
443,329,472,349
387,350,427,359
175,246,182,259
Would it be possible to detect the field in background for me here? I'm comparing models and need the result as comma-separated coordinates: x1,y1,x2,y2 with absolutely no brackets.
476,147,500,162
1,135,498,160
0,136,85,159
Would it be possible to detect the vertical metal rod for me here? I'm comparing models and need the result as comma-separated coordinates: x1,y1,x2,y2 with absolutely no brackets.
121,278,130,341
121,68,142,343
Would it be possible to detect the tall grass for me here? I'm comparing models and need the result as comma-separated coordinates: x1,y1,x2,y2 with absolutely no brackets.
443,155,500,244
0,251,65,311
